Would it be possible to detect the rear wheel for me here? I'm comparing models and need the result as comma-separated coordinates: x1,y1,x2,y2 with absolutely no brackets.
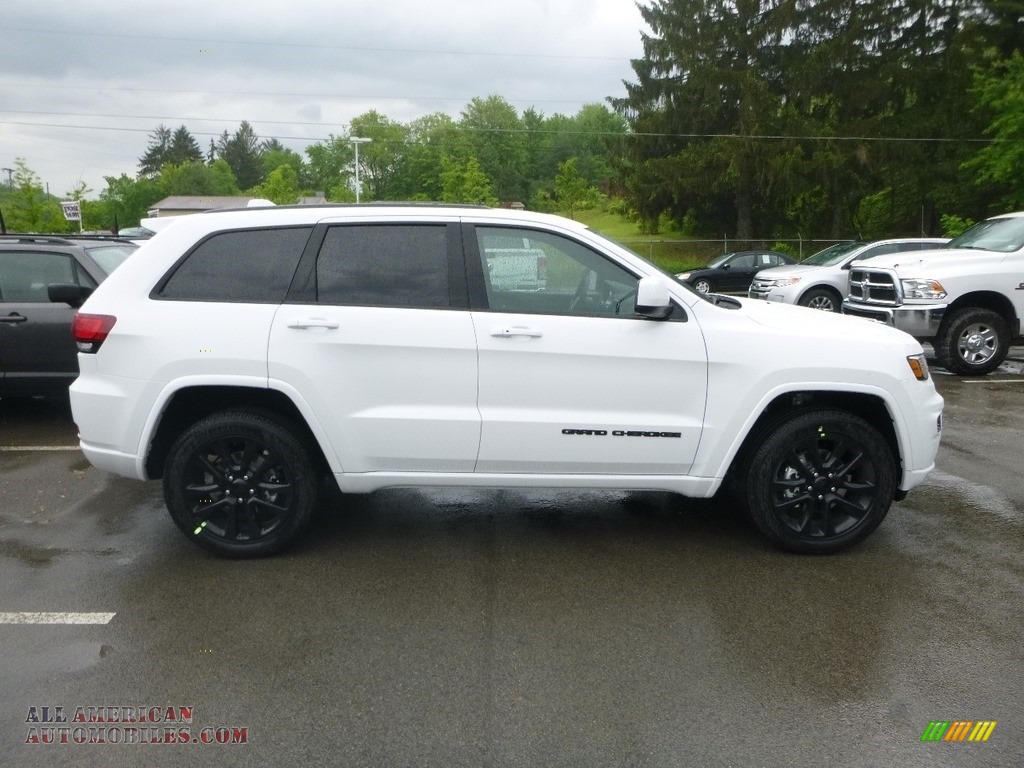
742,410,896,554
935,308,1009,375
163,410,319,557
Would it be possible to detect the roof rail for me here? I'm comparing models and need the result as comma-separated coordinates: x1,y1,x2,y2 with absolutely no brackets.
0,233,136,245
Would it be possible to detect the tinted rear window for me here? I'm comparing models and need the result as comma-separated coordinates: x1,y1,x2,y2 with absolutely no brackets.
158,227,311,303
316,224,449,308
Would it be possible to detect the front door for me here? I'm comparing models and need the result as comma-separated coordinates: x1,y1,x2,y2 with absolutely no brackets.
467,224,708,476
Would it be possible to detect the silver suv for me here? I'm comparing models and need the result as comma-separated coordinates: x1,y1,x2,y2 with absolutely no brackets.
749,239,949,312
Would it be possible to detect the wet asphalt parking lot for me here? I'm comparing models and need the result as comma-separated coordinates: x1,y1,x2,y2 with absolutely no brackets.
1,352,1022,768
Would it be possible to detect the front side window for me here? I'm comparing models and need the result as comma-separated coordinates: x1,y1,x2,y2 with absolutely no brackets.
158,227,311,303
0,251,77,302
316,224,449,308
476,227,639,317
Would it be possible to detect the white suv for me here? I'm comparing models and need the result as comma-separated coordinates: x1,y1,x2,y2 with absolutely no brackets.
69,205,943,557
749,239,949,312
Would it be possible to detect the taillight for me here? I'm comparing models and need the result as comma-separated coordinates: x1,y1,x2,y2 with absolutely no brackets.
72,313,117,353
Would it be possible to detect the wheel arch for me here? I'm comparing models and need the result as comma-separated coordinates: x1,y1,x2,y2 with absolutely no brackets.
144,385,329,480
940,292,1020,337
724,390,902,492
798,284,842,304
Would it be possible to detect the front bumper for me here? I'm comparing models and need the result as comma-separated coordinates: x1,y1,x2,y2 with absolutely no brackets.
842,300,947,338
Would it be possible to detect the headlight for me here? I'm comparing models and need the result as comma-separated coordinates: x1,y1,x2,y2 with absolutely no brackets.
677,272,691,280
762,277,801,287
901,278,946,300
907,353,930,381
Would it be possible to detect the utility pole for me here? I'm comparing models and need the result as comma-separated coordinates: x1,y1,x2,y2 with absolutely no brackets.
1,168,12,188
349,137,371,203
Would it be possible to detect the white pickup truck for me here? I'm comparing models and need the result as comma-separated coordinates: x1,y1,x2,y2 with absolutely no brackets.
843,212,1024,375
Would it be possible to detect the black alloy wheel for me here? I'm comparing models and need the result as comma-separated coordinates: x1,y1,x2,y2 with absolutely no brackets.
743,410,896,553
163,410,319,557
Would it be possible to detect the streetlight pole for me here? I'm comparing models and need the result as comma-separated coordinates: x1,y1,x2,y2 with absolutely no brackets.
349,137,372,203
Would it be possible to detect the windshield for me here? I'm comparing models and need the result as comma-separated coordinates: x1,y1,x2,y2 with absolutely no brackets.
85,244,138,275
946,216,1024,253
705,252,736,269
800,241,864,266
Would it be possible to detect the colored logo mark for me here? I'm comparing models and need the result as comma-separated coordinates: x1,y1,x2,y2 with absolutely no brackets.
921,721,996,742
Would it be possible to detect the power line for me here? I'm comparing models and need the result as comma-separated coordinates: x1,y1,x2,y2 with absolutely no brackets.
0,118,1013,145
1,26,634,62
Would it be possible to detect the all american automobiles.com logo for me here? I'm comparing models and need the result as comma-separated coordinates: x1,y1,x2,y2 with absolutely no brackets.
24,705,248,746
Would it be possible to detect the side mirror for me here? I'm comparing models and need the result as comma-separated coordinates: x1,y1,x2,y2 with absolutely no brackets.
48,283,93,308
635,276,673,319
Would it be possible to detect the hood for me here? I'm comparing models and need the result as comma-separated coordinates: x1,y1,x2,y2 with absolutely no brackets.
850,246,1005,273
753,263,826,279
736,296,919,348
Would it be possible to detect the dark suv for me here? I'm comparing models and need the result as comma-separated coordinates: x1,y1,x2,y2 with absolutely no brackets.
0,234,137,396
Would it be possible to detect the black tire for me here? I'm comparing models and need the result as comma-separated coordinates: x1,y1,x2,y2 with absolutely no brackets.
798,287,841,312
693,278,712,294
742,410,896,554
163,410,320,557
934,308,1009,376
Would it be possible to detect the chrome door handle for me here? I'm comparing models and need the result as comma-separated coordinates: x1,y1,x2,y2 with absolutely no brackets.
490,326,543,338
287,318,340,330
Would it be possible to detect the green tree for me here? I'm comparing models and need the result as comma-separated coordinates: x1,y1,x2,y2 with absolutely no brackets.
303,135,354,200
963,52,1024,210
5,159,66,232
217,121,265,189
158,161,240,197
399,112,468,200
459,95,527,202
613,0,796,238
441,156,498,206
249,165,300,204
554,158,596,220
139,125,173,176
99,173,163,228
349,110,411,201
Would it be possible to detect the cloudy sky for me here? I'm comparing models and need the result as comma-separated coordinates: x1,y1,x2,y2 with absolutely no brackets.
0,0,648,197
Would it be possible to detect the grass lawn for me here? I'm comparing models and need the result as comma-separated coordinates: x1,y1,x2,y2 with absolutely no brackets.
573,209,718,273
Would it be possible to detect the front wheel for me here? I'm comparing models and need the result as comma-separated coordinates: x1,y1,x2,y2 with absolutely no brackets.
742,410,896,554
935,308,1009,375
163,410,320,557
798,288,841,312
693,278,712,294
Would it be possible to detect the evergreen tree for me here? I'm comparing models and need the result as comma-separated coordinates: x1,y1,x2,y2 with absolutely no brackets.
217,122,265,190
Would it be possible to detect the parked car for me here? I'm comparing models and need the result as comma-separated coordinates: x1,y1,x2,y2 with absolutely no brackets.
843,212,1024,375
68,204,941,558
0,234,137,396
748,238,949,312
676,250,796,294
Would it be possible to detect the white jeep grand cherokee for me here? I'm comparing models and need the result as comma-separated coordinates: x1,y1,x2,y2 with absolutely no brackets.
69,205,943,557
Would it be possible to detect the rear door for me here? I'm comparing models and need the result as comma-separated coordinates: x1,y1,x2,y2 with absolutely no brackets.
268,218,481,474
467,222,708,476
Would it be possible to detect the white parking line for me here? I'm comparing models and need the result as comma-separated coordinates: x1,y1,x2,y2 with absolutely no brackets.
0,446,80,452
0,612,115,624
961,380,1024,384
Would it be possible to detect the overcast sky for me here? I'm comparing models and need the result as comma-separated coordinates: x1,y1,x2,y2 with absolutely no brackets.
0,0,648,197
